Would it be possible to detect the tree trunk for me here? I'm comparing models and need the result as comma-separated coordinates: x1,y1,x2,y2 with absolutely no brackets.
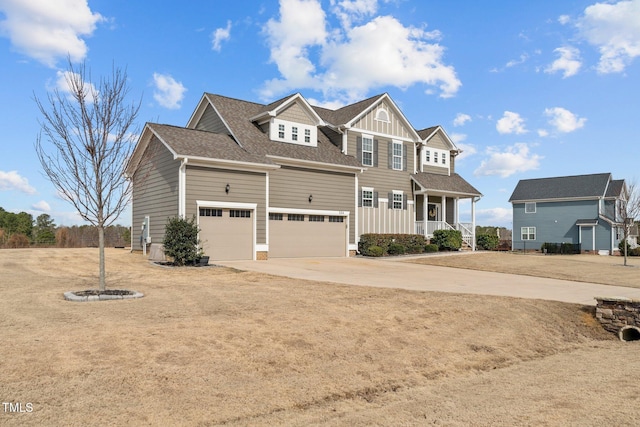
624,235,628,267
99,225,106,291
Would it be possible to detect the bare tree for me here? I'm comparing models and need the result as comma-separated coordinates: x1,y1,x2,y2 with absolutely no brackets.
35,60,141,291
619,180,640,266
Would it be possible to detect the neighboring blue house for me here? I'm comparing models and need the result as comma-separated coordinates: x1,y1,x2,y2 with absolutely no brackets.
509,173,628,254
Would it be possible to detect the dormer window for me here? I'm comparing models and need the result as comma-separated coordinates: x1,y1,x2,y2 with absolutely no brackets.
376,109,390,122
442,153,446,164
270,118,317,147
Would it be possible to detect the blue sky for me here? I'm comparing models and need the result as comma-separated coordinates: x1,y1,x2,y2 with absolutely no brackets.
1,0,639,228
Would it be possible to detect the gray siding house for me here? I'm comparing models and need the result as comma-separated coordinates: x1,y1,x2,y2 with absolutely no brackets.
126,92,482,261
509,173,628,254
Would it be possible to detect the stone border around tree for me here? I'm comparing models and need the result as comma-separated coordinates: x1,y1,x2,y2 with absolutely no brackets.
64,290,144,302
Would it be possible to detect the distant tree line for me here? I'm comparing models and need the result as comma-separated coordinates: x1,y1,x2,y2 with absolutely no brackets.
0,207,130,248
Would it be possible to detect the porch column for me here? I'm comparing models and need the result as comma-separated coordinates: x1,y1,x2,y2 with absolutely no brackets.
442,196,447,225
423,192,428,237
471,197,477,251
455,197,459,225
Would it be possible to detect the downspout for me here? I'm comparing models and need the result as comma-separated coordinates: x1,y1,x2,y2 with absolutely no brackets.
179,158,188,218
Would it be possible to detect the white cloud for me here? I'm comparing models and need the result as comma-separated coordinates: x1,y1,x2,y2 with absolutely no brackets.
577,0,640,73
474,143,542,178
0,170,36,194
261,0,460,102
449,133,476,161
32,200,51,212
152,73,187,109
506,53,529,68
0,0,103,67
476,207,513,227
212,20,232,52
496,111,527,135
558,15,571,25
544,107,587,133
453,113,471,127
537,129,549,137
545,46,582,77
53,70,99,103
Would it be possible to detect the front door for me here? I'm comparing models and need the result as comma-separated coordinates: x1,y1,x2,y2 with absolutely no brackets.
427,203,440,221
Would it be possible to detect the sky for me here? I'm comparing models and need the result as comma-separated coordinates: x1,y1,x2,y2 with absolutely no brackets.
0,0,639,229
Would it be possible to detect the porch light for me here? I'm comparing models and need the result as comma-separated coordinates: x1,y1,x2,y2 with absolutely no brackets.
308,194,313,203
225,183,230,194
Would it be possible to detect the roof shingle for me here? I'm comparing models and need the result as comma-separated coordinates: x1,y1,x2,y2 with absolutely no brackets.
509,173,613,202
412,172,482,197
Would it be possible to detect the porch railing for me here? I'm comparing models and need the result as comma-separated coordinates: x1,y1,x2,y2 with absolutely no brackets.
415,221,474,247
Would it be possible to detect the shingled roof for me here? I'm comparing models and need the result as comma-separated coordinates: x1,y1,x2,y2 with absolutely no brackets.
412,172,482,197
204,94,363,168
509,173,614,202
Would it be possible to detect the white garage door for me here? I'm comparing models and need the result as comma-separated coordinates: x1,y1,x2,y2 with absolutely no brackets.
199,208,253,261
269,213,346,258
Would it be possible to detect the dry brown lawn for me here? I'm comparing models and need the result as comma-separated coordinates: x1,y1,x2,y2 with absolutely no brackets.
408,251,640,288
1,248,639,426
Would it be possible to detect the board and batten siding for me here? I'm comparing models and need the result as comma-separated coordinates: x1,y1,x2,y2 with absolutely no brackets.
195,104,228,134
512,199,598,250
185,166,267,244
351,100,413,139
359,201,414,235
132,138,180,250
347,132,413,195
269,166,356,244
277,102,315,126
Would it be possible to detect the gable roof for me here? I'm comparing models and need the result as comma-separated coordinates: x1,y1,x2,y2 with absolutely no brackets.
416,125,459,151
605,179,625,198
201,94,363,169
509,173,614,202
412,172,482,197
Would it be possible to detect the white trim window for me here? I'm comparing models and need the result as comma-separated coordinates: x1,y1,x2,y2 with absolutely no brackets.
271,118,317,147
304,129,311,143
441,152,446,164
521,226,536,240
392,191,403,210
392,141,403,170
291,126,298,141
362,188,373,208
362,136,373,167
425,150,430,162
525,202,536,213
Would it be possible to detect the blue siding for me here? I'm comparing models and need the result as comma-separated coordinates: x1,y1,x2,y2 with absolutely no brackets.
512,200,598,250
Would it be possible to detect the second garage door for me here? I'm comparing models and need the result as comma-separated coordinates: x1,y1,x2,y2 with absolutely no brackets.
269,213,347,258
199,208,253,261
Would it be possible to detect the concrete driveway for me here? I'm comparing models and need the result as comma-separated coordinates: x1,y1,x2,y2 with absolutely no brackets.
222,254,640,306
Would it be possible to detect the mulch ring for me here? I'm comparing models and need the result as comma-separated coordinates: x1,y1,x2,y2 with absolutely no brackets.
64,289,144,302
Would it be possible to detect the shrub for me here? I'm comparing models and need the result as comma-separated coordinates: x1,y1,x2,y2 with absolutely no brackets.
431,229,462,251
358,234,426,256
476,233,499,250
387,243,406,255
366,245,384,257
6,233,30,248
424,243,439,253
163,216,202,266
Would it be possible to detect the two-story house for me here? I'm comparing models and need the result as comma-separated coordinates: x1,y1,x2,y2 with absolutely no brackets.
126,92,482,260
509,173,629,254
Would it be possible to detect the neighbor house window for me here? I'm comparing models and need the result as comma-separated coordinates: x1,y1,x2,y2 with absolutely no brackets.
291,126,298,141
525,202,536,213
392,141,403,170
392,192,403,210
230,210,251,218
362,136,373,166
278,124,285,139
362,189,373,208
304,129,311,143
309,215,325,222
521,227,536,240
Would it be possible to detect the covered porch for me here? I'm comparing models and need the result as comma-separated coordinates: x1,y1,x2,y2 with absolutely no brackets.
411,172,482,250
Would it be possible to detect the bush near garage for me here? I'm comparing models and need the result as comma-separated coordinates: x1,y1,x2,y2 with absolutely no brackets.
424,243,439,253
431,229,462,251
163,215,202,266
477,233,500,250
358,234,427,256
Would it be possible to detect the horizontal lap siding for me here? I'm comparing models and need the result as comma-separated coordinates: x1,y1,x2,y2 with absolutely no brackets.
185,167,267,244
512,200,598,250
278,103,315,125
132,139,179,249
195,104,228,133
427,133,449,150
269,166,355,244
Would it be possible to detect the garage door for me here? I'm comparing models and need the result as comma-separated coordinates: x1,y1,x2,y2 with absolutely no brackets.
199,208,253,261
269,213,346,258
